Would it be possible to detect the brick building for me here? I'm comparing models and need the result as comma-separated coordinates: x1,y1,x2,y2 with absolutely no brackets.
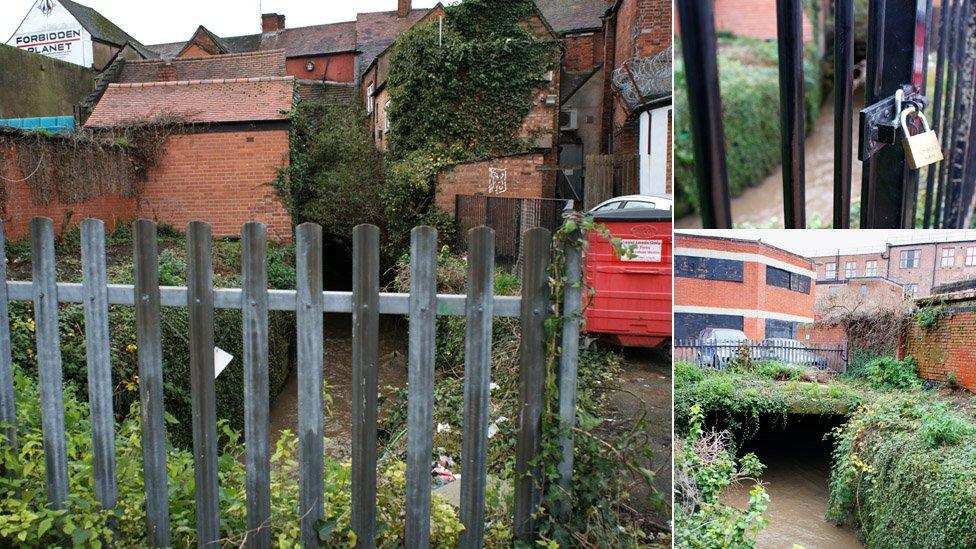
674,233,816,340
810,237,976,298
83,75,294,241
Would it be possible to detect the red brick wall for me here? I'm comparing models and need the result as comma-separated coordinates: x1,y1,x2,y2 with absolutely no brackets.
901,294,976,390
285,53,355,83
0,139,135,240
565,32,604,71
711,0,815,41
119,50,287,83
137,129,292,241
435,153,552,215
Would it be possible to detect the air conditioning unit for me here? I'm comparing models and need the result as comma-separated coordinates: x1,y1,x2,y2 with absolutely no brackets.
559,109,579,131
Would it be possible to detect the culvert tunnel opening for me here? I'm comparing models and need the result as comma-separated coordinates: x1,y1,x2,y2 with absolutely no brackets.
715,412,863,548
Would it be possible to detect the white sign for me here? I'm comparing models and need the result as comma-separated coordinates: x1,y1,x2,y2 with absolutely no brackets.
620,239,662,262
214,347,234,378
7,0,93,67
487,167,507,194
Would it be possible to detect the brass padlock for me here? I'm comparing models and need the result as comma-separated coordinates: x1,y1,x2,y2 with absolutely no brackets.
901,107,943,169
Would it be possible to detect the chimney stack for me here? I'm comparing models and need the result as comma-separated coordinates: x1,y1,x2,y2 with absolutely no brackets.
261,13,285,33
397,0,411,18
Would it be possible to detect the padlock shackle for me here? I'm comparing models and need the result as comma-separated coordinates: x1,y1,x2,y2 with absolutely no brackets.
900,106,931,136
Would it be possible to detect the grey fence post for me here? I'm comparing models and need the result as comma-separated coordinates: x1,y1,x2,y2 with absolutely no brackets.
30,217,68,509
406,226,437,549
187,222,220,545
513,228,551,542
0,221,16,457
352,224,380,549
557,224,582,516
133,219,170,547
459,226,495,549
242,222,272,548
80,219,117,513
296,222,324,547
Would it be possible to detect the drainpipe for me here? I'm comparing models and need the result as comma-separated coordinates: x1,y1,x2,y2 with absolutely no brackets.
639,110,651,194
930,243,938,295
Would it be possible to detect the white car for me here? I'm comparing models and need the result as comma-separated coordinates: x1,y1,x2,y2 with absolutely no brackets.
589,194,673,213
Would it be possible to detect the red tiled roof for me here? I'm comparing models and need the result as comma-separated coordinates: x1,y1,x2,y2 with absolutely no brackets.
84,76,295,128
356,8,439,69
259,21,357,57
118,50,287,83
535,0,611,33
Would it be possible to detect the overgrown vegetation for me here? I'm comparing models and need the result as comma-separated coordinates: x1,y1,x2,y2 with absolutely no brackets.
0,366,468,547
0,120,184,213
381,217,663,547
674,36,824,219
674,405,768,548
5,223,296,448
827,396,976,547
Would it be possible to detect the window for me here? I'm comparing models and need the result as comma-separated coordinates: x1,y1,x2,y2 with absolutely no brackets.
941,248,955,267
366,83,374,114
828,286,840,297
859,285,868,296
766,265,811,294
675,256,744,282
824,262,837,279
905,284,918,298
899,250,920,269
865,260,877,277
845,261,857,278
967,247,976,266
384,100,391,132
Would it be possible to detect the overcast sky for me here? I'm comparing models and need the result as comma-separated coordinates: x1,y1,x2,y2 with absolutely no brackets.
677,229,976,257
3,0,453,45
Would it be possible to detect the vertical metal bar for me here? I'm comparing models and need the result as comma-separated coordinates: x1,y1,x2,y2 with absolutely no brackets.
30,217,68,508
861,0,928,228
0,222,16,456
556,223,582,516
458,226,495,549
677,0,733,228
242,222,271,549
925,0,952,227
405,226,438,549
513,228,551,542
945,0,974,227
187,222,220,545
296,222,324,547
777,0,807,228
133,219,170,547
352,224,380,549
834,0,855,228
80,219,117,512
936,0,961,227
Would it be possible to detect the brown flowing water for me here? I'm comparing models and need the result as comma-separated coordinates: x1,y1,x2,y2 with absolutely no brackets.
723,416,862,549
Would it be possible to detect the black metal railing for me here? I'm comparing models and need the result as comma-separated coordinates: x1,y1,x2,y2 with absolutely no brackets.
677,0,976,229
455,195,572,260
673,338,849,374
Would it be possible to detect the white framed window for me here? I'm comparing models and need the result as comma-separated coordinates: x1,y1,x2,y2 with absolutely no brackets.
899,250,920,269
824,263,837,279
366,83,375,114
865,260,877,277
845,261,857,278
905,284,918,298
941,248,955,267
967,247,976,266
384,100,391,133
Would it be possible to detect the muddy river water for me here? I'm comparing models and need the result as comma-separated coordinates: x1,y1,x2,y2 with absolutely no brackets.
723,417,862,549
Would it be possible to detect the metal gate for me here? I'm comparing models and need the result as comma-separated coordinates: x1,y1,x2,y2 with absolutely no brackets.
677,0,976,229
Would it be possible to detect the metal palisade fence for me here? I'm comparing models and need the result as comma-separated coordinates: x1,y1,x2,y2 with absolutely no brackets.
0,217,585,548
677,0,976,229
673,338,849,374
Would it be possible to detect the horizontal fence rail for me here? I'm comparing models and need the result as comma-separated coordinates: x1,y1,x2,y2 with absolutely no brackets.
674,338,849,374
0,217,579,547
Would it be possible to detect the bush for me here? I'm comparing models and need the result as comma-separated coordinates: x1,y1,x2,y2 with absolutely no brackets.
827,396,976,547
0,367,466,547
7,233,297,449
674,405,769,548
674,37,824,219
863,356,921,391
